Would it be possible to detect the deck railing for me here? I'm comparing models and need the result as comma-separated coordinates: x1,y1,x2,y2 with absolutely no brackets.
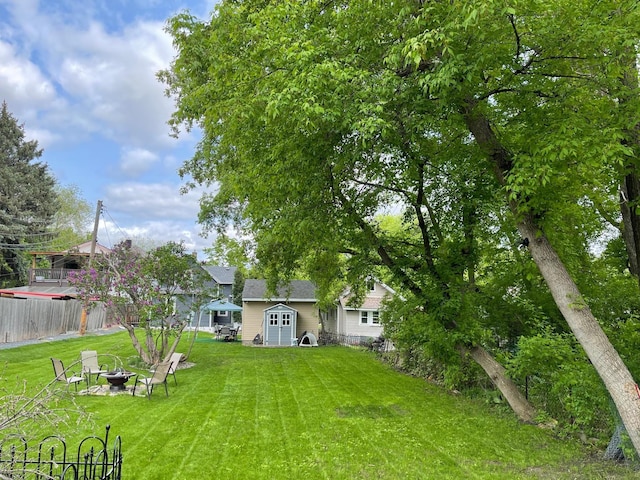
29,268,73,284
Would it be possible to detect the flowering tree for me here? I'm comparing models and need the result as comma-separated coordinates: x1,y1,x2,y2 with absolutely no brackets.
70,241,211,366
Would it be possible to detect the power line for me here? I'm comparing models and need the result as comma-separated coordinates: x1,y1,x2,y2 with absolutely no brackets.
101,205,130,243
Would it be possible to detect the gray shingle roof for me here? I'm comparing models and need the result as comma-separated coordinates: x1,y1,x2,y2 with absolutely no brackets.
242,279,317,302
202,266,237,285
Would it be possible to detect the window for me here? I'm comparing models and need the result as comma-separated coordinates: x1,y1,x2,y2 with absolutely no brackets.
360,310,380,325
269,313,278,326
218,311,228,317
366,279,375,291
282,313,291,326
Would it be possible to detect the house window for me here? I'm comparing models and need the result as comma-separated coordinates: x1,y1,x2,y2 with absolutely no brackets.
360,311,380,325
366,279,375,291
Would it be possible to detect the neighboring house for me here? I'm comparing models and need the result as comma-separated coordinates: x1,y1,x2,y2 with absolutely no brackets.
29,240,113,286
199,266,238,328
0,241,112,300
324,280,395,343
242,279,320,346
175,265,237,332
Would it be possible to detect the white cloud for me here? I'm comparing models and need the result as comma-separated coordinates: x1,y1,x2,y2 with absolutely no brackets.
120,147,159,177
97,217,211,259
0,1,181,149
0,41,58,118
104,182,201,220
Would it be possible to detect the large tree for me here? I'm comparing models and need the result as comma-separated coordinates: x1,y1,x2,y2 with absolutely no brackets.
161,0,640,453
0,102,58,286
48,184,93,251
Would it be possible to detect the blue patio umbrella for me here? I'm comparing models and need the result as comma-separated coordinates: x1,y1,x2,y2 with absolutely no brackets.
190,300,243,341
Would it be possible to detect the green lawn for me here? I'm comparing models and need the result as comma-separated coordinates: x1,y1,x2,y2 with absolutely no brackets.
1,330,636,479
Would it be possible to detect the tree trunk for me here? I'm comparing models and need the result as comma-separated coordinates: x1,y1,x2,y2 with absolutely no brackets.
464,104,640,457
518,217,640,455
620,180,639,276
459,344,536,423
120,321,153,364
621,170,640,284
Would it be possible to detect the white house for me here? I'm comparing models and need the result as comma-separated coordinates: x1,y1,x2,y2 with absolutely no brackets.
325,280,395,342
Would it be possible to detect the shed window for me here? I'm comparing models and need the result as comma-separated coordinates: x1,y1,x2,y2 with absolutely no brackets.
282,313,291,326
269,313,278,326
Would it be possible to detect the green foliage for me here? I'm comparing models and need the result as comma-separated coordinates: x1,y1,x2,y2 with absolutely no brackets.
47,184,93,251
203,234,254,274
0,102,58,286
507,331,610,438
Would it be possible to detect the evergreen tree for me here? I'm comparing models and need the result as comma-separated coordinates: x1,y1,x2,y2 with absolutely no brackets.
0,102,57,286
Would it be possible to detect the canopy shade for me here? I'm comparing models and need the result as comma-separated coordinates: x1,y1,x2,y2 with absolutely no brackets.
202,300,243,312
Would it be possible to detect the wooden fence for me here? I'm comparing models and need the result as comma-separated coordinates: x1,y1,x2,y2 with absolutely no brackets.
0,297,106,344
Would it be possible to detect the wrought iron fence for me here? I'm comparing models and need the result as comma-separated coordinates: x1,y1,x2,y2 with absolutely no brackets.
319,331,395,352
0,425,122,480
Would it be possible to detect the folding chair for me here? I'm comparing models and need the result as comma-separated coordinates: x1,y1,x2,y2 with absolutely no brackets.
167,352,183,386
81,350,107,387
133,361,173,399
51,358,84,391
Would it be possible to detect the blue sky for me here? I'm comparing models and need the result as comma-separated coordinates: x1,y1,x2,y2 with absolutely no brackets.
0,0,218,258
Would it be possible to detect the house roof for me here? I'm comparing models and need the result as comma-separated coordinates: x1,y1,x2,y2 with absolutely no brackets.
202,266,237,285
242,279,317,302
340,280,395,310
341,296,386,310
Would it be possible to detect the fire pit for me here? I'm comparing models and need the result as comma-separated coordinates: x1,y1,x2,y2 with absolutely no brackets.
100,371,137,392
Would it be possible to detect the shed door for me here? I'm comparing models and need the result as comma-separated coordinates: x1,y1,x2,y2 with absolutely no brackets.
265,311,294,346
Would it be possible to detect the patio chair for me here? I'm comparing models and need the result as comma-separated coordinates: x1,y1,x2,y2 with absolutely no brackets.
167,352,183,386
219,326,232,341
80,350,107,387
133,361,173,399
51,358,84,392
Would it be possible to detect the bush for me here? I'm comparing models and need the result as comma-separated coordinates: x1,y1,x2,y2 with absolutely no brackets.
507,331,610,439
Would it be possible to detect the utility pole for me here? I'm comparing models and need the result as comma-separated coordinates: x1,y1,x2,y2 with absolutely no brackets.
81,199,102,336
89,200,103,267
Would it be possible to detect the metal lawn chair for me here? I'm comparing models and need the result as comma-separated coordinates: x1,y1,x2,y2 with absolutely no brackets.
219,326,232,341
51,358,84,391
133,361,173,399
167,352,183,385
81,350,107,387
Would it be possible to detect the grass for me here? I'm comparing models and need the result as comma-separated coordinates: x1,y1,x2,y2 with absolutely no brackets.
1,330,637,479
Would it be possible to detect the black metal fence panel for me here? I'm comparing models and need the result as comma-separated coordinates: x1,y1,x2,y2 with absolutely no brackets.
0,425,121,480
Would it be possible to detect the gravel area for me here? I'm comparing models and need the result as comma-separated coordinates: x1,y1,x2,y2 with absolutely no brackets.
0,325,124,350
